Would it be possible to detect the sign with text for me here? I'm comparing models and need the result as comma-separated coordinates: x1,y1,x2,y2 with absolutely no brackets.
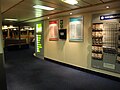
36,23,43,53
69,16,83,41
100,13,120,20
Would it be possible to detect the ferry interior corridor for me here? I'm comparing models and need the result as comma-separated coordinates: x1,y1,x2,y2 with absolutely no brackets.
0,0,120,90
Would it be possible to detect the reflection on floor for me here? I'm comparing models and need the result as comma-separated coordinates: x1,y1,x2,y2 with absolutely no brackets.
5,47,120,90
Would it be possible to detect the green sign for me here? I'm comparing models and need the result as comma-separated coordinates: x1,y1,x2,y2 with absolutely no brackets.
36,23,42,53
36,23,42,33
36,35,42,52
60,20,63,29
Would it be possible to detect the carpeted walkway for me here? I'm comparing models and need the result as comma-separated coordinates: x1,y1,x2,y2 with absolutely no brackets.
4,47,120,90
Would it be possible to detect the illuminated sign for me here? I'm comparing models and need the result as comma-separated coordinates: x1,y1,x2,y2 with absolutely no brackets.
36,23,42,53
100,13,120,20
36,35,42,52
36,24,42,33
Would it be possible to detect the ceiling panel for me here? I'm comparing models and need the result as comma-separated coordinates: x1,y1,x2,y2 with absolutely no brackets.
25,0,120,23
102,0,113,2
77,0,90,7
81,0,102,5
1,0,120,23
2,0,72,21
1,0,23,13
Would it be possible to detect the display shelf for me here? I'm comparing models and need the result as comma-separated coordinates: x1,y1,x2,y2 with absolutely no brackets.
92,57,103,60
92,44,103,46
92,42,103,45
92,23,103,61
117,56,120,62
91,14,120,73
92,29,103,32
92,36,103,38
92,52,103,60
117,26,120,63
92,51,102,54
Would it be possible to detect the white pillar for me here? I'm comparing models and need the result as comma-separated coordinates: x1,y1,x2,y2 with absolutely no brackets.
0,0,7,89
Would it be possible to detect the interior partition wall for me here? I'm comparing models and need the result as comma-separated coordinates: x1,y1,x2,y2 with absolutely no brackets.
35,21,44,59
44,11,120,78
0,1,7,89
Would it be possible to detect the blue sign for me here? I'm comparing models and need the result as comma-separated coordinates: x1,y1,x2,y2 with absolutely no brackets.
100,13,120,20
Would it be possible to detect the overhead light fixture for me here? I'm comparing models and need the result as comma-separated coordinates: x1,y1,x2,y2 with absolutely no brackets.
4,18,18,21
13,28,17,31
2,25,8,30
61,0,78,5
8,25,14,29
70,13,72,15
106,6,110,9
33,5,55,10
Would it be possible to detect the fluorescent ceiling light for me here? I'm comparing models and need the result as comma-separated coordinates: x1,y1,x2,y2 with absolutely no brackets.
33,5,55,10
4,18,18,21
61,0,78,5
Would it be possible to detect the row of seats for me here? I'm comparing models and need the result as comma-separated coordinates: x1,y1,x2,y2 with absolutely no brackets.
4,38,29,50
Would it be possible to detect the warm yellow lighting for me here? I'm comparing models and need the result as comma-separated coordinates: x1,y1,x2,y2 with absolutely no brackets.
2,25,8,30
9,25,14,29
70,13,72,15
61,0,78,5
13,28,17,30
21,28,24,31
106,6,110,9
29,27,33,30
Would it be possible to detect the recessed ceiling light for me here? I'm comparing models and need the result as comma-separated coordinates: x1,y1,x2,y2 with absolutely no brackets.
33,5,55,10
4,18,18,21
13,28,17,31
70,13,72,15
61,0,78,5
106,6,110,9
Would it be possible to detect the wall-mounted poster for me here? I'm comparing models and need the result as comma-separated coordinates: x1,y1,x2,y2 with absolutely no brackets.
69,16,83,41
49,20,58,41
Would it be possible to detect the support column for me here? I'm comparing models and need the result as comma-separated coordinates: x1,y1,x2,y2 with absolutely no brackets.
0,1,7,90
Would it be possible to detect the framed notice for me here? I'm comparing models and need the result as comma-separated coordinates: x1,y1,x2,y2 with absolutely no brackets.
49,20,58,41
69,16,83,41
